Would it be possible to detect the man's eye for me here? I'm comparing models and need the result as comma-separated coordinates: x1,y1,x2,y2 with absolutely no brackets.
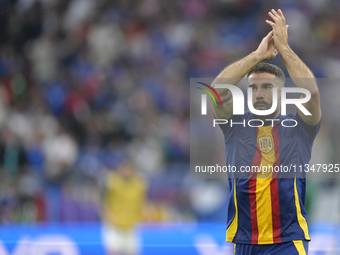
252,87,257,91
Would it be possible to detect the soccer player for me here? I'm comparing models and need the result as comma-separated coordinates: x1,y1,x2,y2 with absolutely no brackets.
212,9,321,254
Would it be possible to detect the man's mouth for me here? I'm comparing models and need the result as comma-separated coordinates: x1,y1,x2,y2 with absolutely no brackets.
254,102,268,109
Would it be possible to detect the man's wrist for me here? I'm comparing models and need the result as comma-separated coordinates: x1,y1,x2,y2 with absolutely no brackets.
278,45,292,56
252,51,266,63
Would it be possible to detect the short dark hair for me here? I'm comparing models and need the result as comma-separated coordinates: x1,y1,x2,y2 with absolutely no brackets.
247,63,285,84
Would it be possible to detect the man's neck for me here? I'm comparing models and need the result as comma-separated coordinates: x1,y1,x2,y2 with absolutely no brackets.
251,109,281,126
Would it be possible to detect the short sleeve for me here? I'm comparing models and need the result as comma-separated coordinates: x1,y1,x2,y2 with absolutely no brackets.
294,113,321,145
216,114,243,135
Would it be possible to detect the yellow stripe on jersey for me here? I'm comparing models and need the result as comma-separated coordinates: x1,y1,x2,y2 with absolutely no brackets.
256,126,276,244
294,176,311,240
226,178,238,242
293,240,307,255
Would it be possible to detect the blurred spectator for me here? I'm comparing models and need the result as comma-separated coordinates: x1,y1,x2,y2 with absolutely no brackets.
102,161,147,255
0,127,26,177
60,177,101,222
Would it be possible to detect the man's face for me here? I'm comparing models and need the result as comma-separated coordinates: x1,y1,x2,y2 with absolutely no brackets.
119,162,135,178
247,72,282,118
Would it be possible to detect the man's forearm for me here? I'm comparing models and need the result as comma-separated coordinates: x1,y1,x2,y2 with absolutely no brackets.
213,51,265,86
211,28,276,119
212,51,264,102
280,46,319,94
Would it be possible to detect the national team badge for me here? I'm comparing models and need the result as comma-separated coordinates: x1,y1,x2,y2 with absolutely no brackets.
258,136,273,154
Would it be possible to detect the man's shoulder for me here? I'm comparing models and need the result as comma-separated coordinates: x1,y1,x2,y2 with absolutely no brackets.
278,113,298,124
233,110,252,120
279,112,321,130
279,112,296,120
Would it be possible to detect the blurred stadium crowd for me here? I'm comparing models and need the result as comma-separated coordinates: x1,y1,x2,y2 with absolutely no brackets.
0,0,339,226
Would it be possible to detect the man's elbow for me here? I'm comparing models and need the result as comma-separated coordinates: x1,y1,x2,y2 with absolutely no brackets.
309,87,320,99
306,79,319,98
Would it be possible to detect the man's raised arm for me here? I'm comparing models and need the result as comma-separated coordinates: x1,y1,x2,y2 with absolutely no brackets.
212,30,278,120
266,9,321,125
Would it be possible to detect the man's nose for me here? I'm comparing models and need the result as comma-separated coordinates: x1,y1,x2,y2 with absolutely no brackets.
256,90,264,100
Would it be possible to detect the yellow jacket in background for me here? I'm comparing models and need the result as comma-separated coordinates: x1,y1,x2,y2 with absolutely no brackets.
104,172,147,230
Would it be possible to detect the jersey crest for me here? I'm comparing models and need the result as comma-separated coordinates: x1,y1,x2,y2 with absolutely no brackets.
258,136,273,154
